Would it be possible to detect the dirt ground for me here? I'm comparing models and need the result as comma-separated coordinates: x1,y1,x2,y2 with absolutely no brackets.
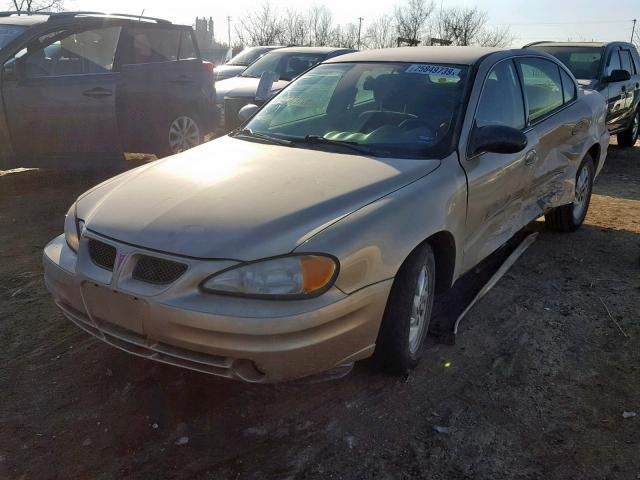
1,140,639,480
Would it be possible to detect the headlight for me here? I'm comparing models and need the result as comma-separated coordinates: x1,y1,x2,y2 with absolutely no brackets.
63,204,83,253
201,254,339,299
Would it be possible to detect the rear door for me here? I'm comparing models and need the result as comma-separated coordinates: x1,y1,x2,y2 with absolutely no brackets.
462,58,538,270
116,25,205,154
619,48,639,121
603,46,628,131
516,57,586,215
1,25,121,158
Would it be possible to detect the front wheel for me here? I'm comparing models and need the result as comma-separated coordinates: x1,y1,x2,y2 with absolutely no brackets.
375,244,436,375
156,114,202,158
617,110,639,148
545,155,595,232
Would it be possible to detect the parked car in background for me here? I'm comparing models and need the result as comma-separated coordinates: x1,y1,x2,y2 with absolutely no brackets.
214,46,282,82
526,41,640,147
0,11,218,168
215,46,355,130
44,47,609,383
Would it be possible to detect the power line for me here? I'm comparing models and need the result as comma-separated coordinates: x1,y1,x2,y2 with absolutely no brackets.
489,19,634,26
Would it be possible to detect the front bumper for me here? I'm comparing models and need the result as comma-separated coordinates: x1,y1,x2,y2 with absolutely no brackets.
43,233,391,383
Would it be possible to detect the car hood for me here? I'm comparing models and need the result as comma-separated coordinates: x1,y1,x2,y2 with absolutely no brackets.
215,76,289,103
214,65,246,81
77,136,441,260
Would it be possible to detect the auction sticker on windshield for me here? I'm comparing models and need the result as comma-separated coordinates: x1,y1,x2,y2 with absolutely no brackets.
406,64,461,76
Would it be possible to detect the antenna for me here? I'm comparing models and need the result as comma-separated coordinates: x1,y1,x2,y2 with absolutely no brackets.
138,9,145,23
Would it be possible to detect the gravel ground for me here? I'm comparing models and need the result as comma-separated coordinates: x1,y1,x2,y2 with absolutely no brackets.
0,140,638,480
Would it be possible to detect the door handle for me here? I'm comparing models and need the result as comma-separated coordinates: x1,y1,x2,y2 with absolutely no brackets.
524,149,537,167
82,87,113,98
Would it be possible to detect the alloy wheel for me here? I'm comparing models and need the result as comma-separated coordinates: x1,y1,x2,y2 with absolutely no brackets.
169,116,200,154
572,163,591,223
408,264,430,355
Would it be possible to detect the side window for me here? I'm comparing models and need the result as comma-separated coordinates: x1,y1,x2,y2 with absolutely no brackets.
605,49,621,76
16,27,121,78
517,58,564,123
178,30,198,60
122,27,180,65
620,50,634,74
475,60,525,130
560,69,577,103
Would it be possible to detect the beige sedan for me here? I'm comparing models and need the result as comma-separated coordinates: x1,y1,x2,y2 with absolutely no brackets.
44,47,609,382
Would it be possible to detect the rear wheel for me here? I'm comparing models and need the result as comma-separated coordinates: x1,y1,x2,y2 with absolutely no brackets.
545,155,595,232
617,109,639,148
375,244,436,375
155,114,202,158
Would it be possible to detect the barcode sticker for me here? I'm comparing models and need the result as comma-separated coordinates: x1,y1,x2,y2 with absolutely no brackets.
406,64,461,76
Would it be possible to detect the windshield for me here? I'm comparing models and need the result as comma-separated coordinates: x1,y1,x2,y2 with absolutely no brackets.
0,25,26,50
242,62,469,159
227,47,275,66
241,51,327,81
532,46,603,80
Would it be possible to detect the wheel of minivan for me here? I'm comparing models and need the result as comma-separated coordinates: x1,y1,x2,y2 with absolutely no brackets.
374,244,436,375
617,109,639,148
155,114,202,158
545,155,595,232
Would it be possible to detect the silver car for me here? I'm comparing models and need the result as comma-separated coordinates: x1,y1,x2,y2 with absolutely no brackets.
44,47,609,383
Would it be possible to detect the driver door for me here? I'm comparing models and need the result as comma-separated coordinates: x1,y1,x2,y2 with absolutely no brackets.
461,58,539,271
1,26,121,159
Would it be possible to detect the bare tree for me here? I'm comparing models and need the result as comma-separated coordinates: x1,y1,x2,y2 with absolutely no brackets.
306,6,333,46
435,6,513,47
332,22,359,49
477,25,513,47
9,0,64,12
394,0,434,45
278,8,306,46
364,15,396,49
234,3,283,47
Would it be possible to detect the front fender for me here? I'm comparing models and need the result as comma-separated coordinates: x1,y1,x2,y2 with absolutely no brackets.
295,152,468,294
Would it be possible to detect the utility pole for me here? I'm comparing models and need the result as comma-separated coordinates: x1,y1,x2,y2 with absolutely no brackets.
227,16,232,48
357,17,363,50
632,19,637,43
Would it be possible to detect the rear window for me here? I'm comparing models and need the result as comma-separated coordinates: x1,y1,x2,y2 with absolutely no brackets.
530,46,603,80
0,25,26,50
121,27,181,64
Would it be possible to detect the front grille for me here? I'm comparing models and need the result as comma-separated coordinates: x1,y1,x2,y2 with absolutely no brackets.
88,239,117,271
132,255,188,285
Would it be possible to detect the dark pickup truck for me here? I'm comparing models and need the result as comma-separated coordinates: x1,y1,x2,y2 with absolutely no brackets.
526,41,640,147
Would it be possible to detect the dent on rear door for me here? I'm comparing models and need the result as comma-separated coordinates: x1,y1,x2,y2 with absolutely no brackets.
528,103,593,217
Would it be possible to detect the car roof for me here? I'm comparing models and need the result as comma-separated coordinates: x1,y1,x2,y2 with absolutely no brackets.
267,46,353,55
323,46,513,65
0,11,174,27
0,14,49,26
525,41,636,49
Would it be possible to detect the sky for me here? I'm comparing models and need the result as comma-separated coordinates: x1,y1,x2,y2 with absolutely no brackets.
60,0,640,47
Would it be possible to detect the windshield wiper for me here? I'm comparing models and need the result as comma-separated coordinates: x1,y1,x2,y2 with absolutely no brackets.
231,128,291,146
293,135,382,157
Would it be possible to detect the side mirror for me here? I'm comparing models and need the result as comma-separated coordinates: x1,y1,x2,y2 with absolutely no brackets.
238,103,259,123
2,59,21,82
469,125,528,156
604,69,631,83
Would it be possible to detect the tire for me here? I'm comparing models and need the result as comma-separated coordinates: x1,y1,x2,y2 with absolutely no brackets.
155,113,202,158
617,109,639,148
375,244,436,375
545,155,595,232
